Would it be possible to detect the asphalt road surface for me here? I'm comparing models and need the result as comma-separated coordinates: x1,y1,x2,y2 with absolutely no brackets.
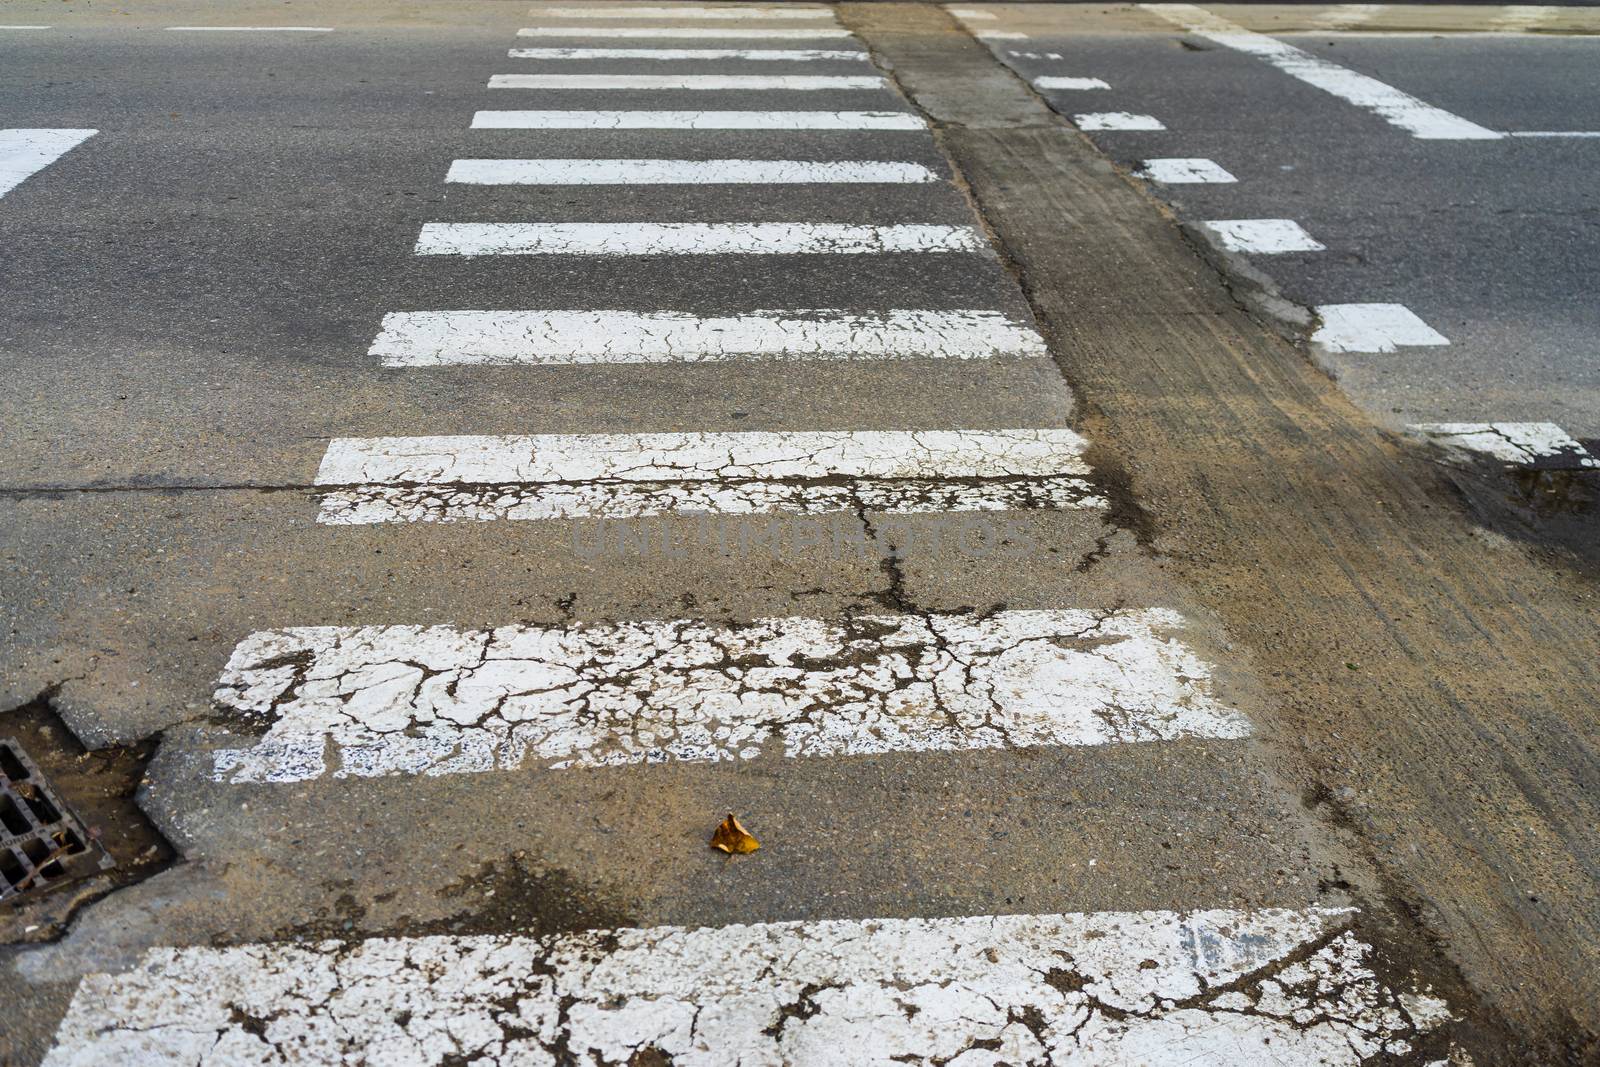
2,3,1598,1065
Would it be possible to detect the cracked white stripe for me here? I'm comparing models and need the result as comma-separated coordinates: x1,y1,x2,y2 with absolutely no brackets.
471,109,922,129
312,428,1097,524
1074,112,1165,131
517,25,854,38
1312,303,1449,352
209,609,1249,782
533,5,836,19
44,908,1454,1066
488,73,885,90
414,223,985,256
506,46,868,59
1135,157,1235,183
447,158,938,184
0,129,96,199
1142,5,1503,140
1408,422,1597,469
368,309,1043,366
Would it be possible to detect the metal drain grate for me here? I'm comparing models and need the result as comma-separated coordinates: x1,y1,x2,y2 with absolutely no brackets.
1,739,113,901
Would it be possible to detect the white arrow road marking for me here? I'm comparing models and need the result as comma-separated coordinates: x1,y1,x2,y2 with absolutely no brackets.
471,109,923,129
532,5,837,19
518,25,854,38
414,223,985,256
1312,303,1449,353
488,73,886,90
44,908,1454,1065
0,129,96,199
447,158,939,184
368,308,1043,366
209,608,1248,782
1197,218,1326,254
506,46,869,59
312,428,1096,525
1142,5,1503,140
1408,423,1597,469
1135,157,1236,183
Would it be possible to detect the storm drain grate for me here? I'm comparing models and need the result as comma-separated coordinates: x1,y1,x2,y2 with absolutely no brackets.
1,739,113,901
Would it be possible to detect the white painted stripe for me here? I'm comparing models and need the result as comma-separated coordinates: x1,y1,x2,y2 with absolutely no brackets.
534,5,836,19
446,158,939,184
518,25,854,38
0,129,97,199
947,7,998,19
209,608,1248,782
165,25,334,31
1408,422,1597,469
471,109,923,129
370,309,1043,366
414,223,985,256
312,428,1096,525
1509,130,1600,138
976,30,1030,39
1075,111,1165,131
1489,4,1559,31
507,46,868,59
488,73,885,90
1198,218,1326,254
1310,4,1384,30
1135,157,1236,183
1312,303,1449,352
44,908,1455,1066
1141,4,1504,139
0,25,52,30
1033,75,1111,90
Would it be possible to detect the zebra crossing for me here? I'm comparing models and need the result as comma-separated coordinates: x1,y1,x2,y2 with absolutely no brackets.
38,3,1463,1062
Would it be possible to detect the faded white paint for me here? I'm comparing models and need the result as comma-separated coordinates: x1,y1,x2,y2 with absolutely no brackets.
1508,130,1600,138
1142,5,1504,139
414,223,984,257
1489,4,1559,32
0,129,97,199
1198,218,1326,254
1408,422,1597,469
946,7,998,19
165,25,334,31
1074,112,1165,131
471,109,923,129
518,25,854,38
1135,157,1236,183
1310,4,1384,30
1312,303,1449,352
0,25,52,30
506,46,868,59
312,428,1097,525
44,908,1455,1066
447,158,939,184
976,31,1030,39
533,4,836,19
1033,75,1110,90
208,608,1248,782
368,308,1043,366
488,73,885,90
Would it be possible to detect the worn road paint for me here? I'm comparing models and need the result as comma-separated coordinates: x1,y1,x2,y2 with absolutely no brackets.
446,158,938,184
1142,5,1503,140
533,4,836,19
44,908,1454,1065
0,25,51,30
506,46,868,59
1310,4,1384,30
165,25,335,31
1135,157,1236,183
1312,303,1450,353
312,428,1097,525
209,608,1249,782
1489,4,1558,31
1508,130,1600,138
471,109,922,129
518,25,854,38
0,129,97,199
946,6,998,19
1198,218,1326,254
414,223,984,257
1075,112,1165,131
1408,423,1598,470
488,73,885,90
1033,75,1110,90
976,31,1030,39
369,308,1042,366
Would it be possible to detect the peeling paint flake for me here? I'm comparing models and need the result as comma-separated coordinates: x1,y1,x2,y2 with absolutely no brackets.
208,608,1247,782
1408,422,1597,470
311,428,1097,525
368,308,1043,366
44,908,1453,1065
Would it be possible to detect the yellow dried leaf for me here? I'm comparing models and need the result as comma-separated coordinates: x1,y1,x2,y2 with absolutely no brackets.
710,812,760,855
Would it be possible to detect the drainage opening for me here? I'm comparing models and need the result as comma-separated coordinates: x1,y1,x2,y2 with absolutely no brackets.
0,739,113,900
